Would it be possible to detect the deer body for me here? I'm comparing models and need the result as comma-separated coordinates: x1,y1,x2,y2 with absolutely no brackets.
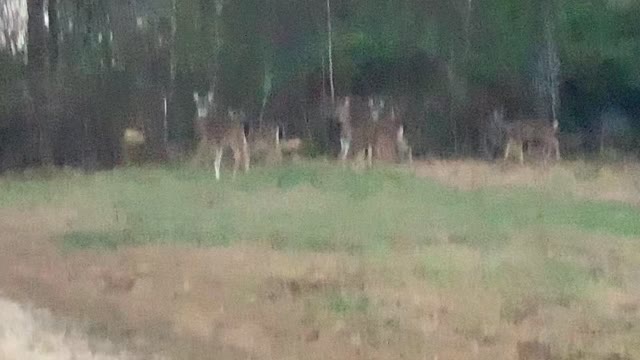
493,109,560,165
193,91,250,180
504,119,560,164
336,96,371,165
336,95,409,167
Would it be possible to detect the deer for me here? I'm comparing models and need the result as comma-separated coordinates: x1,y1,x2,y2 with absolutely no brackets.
371,101,413,165
388,101,412,164
193,91,250,180
492,108,560,165
335,95,388,167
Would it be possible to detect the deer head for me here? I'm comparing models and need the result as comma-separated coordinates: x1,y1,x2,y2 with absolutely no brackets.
368,96,385,123
193,91,214,118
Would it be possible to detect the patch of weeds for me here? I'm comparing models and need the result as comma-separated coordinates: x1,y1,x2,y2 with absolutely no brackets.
486,254,595,322
197,229,232,247
500,296,542,324
573,161,602,181
542,257,594,305
416,235,437,247
341,171,386,200
266,230,288,250
414,246,479,288
328,292,370,316
447,230,510,251
301,234,334,252
276,166,322,190
62,230,136,250
414,259,460,288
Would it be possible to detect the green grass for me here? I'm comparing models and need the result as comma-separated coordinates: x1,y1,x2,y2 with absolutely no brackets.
328,292,370,315
1,161,639,254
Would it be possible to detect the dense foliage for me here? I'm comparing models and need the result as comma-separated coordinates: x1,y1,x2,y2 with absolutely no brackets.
0,0,638,170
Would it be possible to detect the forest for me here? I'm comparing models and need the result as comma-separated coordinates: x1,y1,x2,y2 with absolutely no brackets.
1,0,639,171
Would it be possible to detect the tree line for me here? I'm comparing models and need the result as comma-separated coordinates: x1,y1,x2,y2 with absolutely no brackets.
0,0,639,171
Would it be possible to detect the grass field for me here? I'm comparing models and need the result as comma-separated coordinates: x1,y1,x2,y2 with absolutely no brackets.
1,160,640,359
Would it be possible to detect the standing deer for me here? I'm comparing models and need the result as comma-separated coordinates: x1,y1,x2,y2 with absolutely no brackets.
389,101,412,164
193,91,250,180
335,95,387,167
492,108,560,164
372,101,412,164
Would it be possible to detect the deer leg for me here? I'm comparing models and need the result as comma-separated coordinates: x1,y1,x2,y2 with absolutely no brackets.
504,140,511,161
399,138,412,165
518,142,524,165
367,144,373,168
340,138,350,162
525,141,534,157
214,146,223,181
192,139,207,166
242,134,250,173
232,149,240,179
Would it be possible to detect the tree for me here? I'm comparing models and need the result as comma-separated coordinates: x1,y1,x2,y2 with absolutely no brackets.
27,0,51,165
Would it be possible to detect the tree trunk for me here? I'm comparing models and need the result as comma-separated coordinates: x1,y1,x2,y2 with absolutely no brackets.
48,0,59,69
27,0,52,166
545,17,560,124
208,0,224,111
326,0,335,104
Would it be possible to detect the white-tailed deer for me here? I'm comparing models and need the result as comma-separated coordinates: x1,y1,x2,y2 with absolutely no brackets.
372,102,412,165
336,95,387,167
193,91,250,180
492,108,560,164
389,102,412,164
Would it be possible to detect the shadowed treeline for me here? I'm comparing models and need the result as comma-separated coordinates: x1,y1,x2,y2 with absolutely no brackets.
0,0,639,171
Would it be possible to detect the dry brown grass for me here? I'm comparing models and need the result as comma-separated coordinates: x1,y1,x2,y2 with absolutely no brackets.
413,159,640,205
